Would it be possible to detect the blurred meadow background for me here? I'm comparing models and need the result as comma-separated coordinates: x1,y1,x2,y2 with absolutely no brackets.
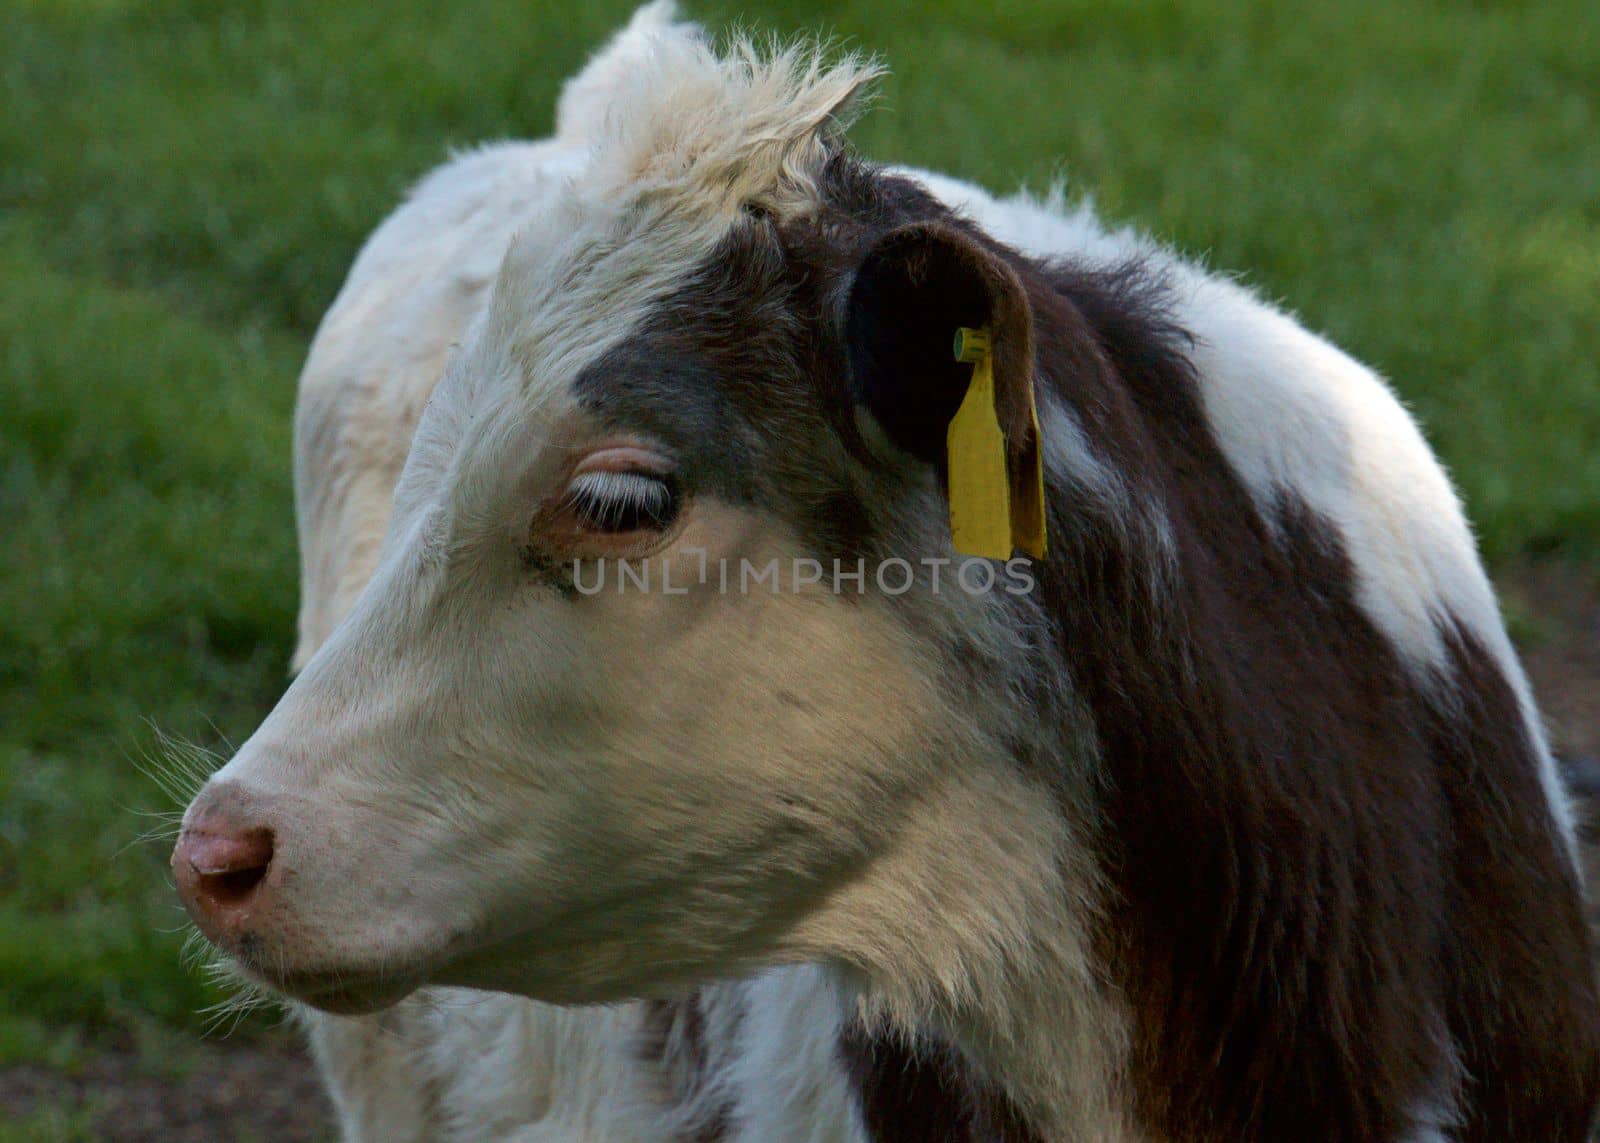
2,0,1597,1138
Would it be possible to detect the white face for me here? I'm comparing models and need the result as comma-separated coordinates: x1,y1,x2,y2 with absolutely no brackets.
177,293,948,1015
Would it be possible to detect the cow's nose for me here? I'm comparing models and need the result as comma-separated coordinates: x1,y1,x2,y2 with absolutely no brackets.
172,822,275,929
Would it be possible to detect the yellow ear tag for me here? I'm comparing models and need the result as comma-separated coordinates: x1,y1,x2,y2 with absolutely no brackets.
948,327,1048,560
948,327,1013,559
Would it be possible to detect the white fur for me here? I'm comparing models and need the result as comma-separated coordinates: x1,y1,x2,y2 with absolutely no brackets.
222,8,1560,1141
716,969,867,1141
292,138,586,668
555,1,692,143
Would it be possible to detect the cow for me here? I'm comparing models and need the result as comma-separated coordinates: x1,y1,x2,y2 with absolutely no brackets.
171,5,1600,1139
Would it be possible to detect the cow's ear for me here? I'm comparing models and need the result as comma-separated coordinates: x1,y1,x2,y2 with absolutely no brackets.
844,221,1037,466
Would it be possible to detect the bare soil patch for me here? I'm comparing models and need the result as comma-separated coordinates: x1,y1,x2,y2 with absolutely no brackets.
0,1034,331,1141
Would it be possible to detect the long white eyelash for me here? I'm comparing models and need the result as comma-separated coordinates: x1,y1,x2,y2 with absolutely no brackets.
565,470,675,529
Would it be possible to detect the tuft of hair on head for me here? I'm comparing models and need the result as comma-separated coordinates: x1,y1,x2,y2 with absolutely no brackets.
578,21,885,221
556,1,702,142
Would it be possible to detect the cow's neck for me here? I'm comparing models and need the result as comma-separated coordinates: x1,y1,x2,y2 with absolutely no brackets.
787,748,1136,1141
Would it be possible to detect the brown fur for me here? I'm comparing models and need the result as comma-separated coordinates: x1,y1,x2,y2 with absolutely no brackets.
839,1024,1041,1143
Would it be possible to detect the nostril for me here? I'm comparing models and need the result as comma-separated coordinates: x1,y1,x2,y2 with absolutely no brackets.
203,860,270,904
179,827,274,910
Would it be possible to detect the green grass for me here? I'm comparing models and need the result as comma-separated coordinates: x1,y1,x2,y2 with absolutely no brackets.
1,0,1596,1101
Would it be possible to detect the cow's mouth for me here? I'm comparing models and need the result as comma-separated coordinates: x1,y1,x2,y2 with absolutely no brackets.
232,950,429,1015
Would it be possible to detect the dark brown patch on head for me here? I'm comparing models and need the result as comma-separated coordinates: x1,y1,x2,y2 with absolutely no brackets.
572,220,866,568
570,158,962,570
839,1022,1041,1143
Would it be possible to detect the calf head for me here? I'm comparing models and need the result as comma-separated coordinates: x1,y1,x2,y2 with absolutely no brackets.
174,41,1063,1014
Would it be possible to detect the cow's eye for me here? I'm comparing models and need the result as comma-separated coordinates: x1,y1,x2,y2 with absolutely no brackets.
564,470,680,534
